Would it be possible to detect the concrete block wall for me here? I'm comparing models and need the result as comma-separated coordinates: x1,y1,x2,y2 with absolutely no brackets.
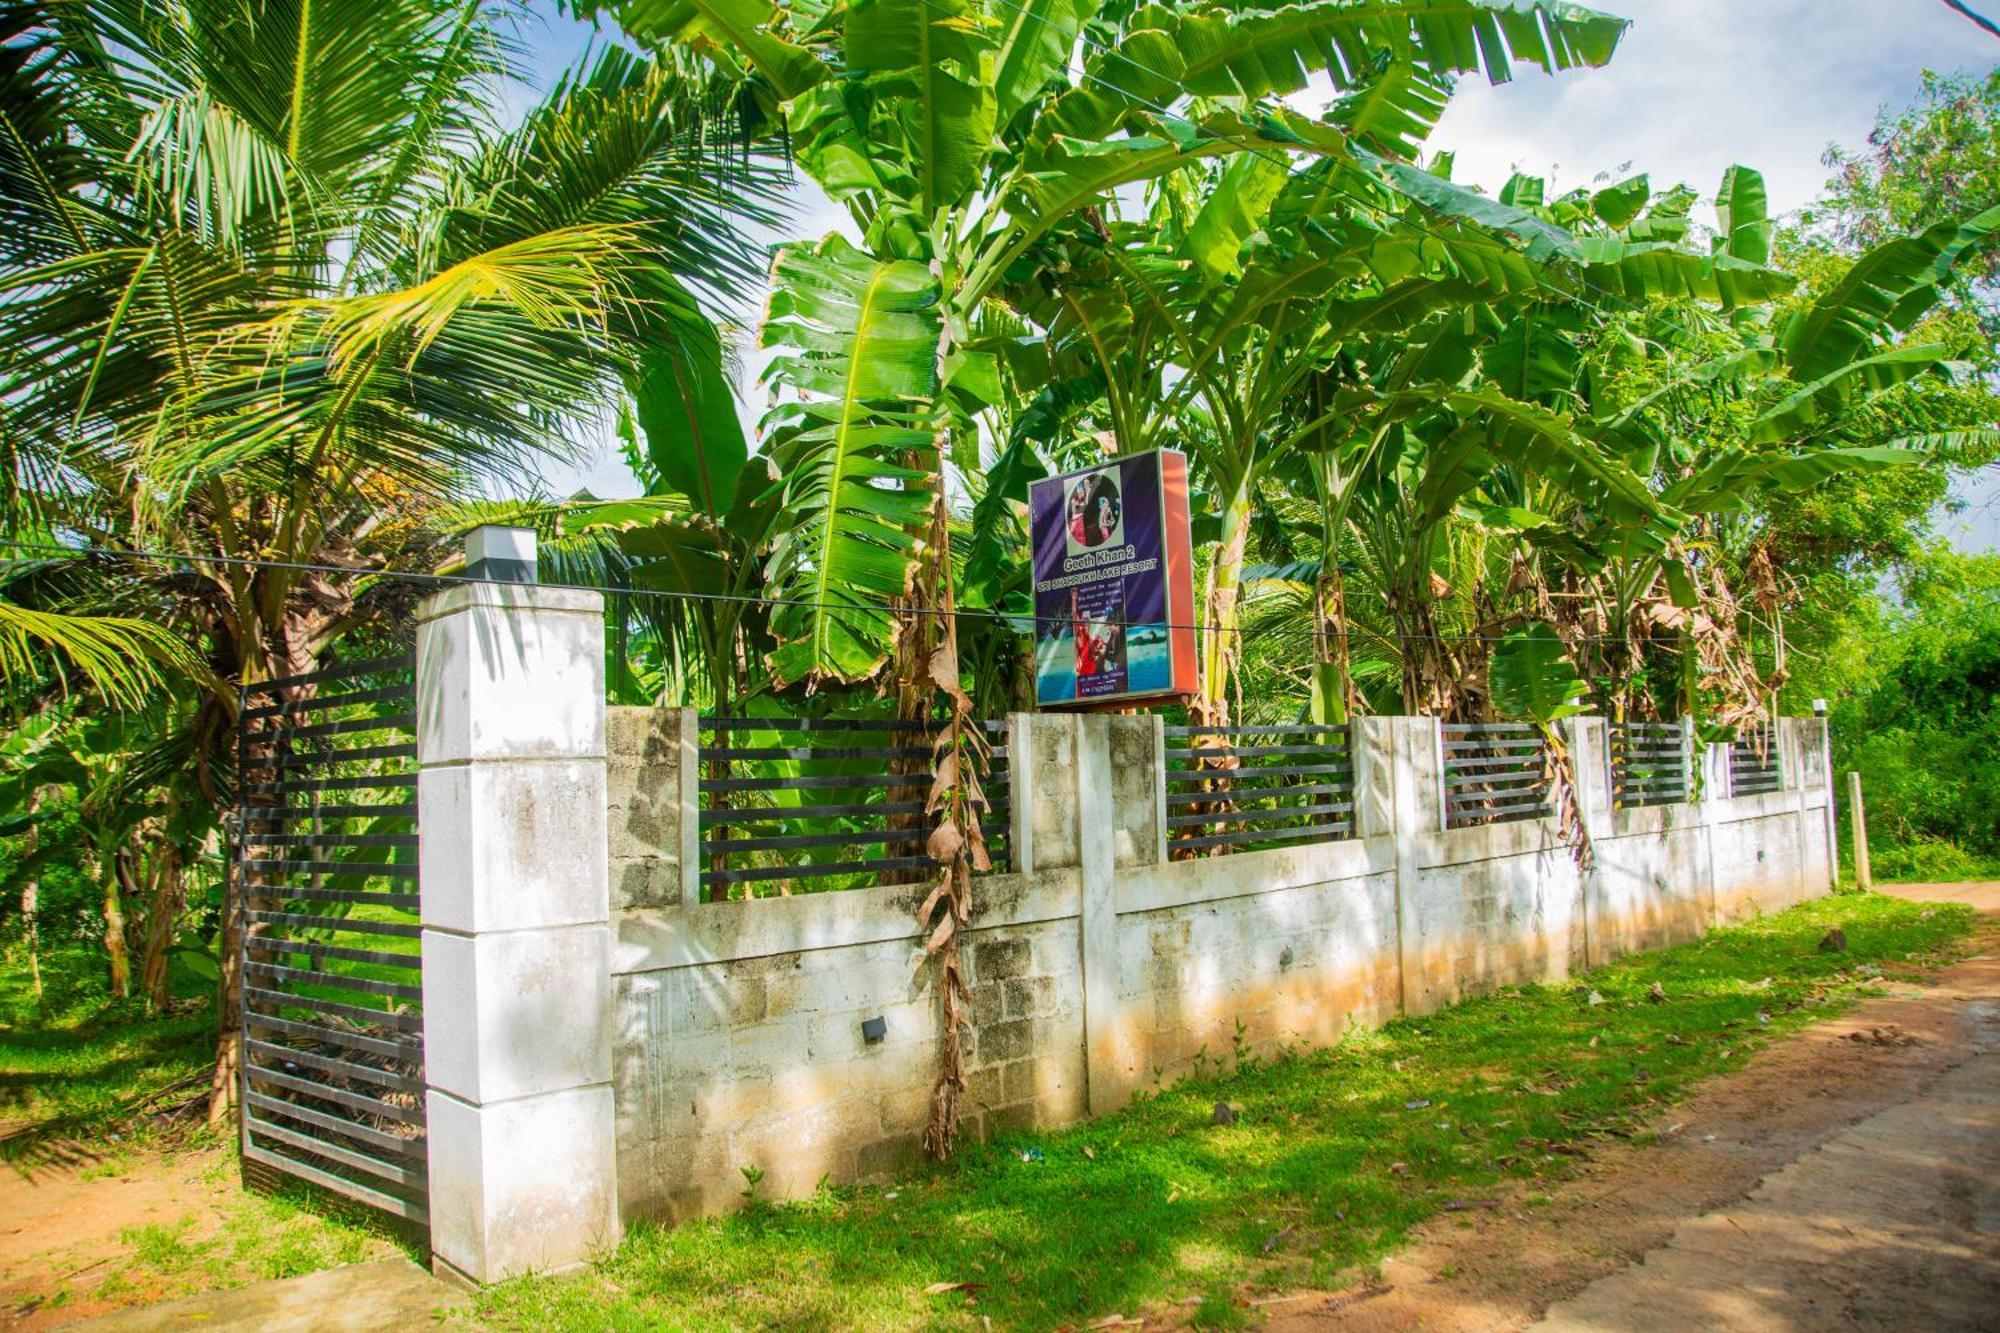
588,707,1834,1226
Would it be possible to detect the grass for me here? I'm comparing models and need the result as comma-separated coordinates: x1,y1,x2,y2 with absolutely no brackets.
0,945,213,1151
1,944,413,1322
478,891,1974,1332
1861,839,2000,884
14,1159,417,1319
85,1167,413,1306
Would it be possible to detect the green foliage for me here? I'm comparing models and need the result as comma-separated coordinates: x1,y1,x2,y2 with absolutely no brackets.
1811,553,2000,871
475,893,1970,1329
0,946,211,1143
1815,67,2000,297
1489,625,1587,722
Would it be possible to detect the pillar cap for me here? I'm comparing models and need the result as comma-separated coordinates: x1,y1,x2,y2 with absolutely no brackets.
466,525,537,583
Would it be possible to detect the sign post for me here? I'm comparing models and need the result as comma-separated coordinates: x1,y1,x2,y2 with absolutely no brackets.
1029,449,1198,710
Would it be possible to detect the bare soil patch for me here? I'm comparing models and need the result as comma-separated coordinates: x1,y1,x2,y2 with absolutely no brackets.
0,1145,240,1329
1258,883,2000,1331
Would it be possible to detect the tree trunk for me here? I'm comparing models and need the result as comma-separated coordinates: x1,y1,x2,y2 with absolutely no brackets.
102,863,131,1000
1194,478,1254,728
22,787,44,1005
139,835,185,1012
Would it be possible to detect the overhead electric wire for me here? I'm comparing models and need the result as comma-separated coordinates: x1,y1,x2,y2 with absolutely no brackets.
1943,0,2000,40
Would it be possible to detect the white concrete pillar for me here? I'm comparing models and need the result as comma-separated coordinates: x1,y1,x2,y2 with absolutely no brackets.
1355,717,1442,1017
1698,740,1731,926
416,530,619,1284
1565,717,1610,968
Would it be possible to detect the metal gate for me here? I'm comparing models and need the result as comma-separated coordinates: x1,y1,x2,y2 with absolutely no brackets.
235,652,426,1225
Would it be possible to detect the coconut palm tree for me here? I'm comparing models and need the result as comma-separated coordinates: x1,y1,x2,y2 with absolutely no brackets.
0,0,788,1117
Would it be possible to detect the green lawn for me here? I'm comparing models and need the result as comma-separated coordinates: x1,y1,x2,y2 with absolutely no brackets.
0,945,213,1152
478,891,1974,1332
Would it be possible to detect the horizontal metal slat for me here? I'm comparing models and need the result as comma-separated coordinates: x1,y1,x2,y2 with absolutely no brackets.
1448,797,1551,818
707,745,934,762
1447,786,1547,806
262,713,417,743
246,1064,423,1125
243,774,418,795
243,684,413,722
1442,722,1539,734
244,655,414,696
242,803,418,823
702,716,932,733
248,909,420,938
247,1039,424,1096
1166,762,1353,783
245,985,421,1032
259,742,417,770
1445,763,1543,786
1165,781,1353,807
248,937,420,971
1161,743,1346,760
1442,752,1547,773
699,772,928,794
246,960,424,1002
700,800,926,825
1442,740,1544,757
1168,800,1354,830
702,829,927,855
1175,819,1354,851
701,854,936,886
243,1114,426,1189
244,1012,420,1064
241,1142,426,1224
242,859,417,880
243,886,420,911
244,1091,422,1159
245,833,418,849
1166,724,1348,737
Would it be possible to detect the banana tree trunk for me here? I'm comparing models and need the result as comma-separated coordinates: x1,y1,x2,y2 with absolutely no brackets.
22,787,44,1005
1311,566,1354,725
1195,477,1254,727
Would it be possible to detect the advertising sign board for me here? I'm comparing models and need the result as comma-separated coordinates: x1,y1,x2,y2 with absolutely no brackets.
1028,448,1198,708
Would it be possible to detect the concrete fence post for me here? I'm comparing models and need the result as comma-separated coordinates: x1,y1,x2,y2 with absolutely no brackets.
1565,717,1610,968
1698,740,1730,927
606,706,700,911
1353,717,1442,1017
1814,701,1839,890
1849,770,1872,892
416,526,620,1284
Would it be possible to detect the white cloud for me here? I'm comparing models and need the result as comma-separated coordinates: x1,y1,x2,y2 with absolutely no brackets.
1430,0,1987,218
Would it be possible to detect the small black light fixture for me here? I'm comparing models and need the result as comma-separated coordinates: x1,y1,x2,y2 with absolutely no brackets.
861,1016,887,1045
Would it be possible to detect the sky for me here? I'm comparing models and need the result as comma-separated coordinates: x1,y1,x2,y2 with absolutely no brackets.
519,0,2000,547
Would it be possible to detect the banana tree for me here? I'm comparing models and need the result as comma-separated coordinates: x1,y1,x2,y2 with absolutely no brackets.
1507,178,2000,727
597,0,1635,1154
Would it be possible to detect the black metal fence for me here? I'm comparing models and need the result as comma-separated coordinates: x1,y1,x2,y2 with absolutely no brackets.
1729,723,1784,796
1442,722,1552,828
236,653,426,1226
1165,724,1355,858
1609,720,1689,809
696,717,1010,899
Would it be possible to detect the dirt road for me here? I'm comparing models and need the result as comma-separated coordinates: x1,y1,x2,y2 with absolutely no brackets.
1266,882,2000,1331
